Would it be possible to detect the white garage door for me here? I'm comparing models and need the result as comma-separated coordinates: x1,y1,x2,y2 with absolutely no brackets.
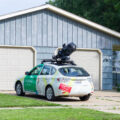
0,46,36,90
70,49,102,90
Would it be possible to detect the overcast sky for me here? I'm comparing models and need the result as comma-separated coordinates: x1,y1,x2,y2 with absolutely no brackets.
0,0,48,16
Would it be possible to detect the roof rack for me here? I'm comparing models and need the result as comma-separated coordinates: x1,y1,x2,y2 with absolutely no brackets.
41,59,76,65
41,42,76,66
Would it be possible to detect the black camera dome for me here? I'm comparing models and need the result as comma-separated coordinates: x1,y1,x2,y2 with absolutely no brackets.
53,42,76,61
42,42,76,65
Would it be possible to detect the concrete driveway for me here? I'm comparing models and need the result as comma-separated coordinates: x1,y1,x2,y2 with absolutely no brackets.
1,91,120,114
53,91,120,114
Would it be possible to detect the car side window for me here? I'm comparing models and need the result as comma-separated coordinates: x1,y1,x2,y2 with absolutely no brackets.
29,67,41,75
51,67,56,75
41,65,51,75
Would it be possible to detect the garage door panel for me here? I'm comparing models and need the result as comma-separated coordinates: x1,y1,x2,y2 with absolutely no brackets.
0,47,35,90
70,50,101,90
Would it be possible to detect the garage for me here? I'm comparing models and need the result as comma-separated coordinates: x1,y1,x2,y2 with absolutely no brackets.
0,4,119,90
70,49,102,90
0,46,36,90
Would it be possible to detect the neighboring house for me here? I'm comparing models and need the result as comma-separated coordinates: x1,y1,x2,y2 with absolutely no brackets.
0,4,120,91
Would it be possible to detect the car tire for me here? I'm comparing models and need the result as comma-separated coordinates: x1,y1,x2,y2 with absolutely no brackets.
45,86,55,101
79,94,90,101
16,82,25,96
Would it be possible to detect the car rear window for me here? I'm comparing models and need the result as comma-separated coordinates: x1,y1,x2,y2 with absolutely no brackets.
59,67,89,77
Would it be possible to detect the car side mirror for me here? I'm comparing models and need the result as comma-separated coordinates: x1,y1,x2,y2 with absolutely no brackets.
25,71,29,75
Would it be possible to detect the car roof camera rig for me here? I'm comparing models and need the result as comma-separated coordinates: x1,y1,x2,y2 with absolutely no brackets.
42,42,76,65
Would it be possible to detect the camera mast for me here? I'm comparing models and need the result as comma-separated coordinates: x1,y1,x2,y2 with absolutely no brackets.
41,42,76,65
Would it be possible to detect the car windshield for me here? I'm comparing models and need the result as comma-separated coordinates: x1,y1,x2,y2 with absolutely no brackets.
59,67,89,77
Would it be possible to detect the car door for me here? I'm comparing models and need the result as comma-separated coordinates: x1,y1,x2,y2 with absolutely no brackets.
37,65,51,95
24,65,43,92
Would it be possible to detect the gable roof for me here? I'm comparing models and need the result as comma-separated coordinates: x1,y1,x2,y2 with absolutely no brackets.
0,4,120,39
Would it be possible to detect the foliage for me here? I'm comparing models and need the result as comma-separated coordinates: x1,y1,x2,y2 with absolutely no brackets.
117,84,120,92
48,0,120,32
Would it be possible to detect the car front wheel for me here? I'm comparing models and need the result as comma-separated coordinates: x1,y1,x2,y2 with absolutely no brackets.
16,82,25,96
45,86,55,101
79,94,90,101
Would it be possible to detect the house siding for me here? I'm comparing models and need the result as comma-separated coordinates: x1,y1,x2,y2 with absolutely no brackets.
0,9,120,90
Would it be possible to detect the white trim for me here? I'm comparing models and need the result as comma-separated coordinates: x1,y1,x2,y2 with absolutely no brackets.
0,4,120,39
0,4,48,20
55,48,102,90
48,5,120,39
75,49,102,90
0,45,36,67
76,48,102,90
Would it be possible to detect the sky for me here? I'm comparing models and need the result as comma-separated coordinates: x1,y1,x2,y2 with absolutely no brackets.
0,0,48,16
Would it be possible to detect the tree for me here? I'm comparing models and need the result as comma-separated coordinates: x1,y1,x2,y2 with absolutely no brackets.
48,0,120,32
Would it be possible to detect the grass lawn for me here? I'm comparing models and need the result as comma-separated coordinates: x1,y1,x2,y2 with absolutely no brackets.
0,93,60,107
0,108,120,120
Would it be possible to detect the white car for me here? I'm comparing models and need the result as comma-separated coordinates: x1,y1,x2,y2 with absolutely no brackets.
15,63,94,101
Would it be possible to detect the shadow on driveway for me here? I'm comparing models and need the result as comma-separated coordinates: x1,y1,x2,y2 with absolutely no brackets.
23,94,80,102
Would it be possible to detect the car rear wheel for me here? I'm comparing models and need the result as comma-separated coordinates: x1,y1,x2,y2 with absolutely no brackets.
16,82,25,96
45,86,55,101
79,94,90,101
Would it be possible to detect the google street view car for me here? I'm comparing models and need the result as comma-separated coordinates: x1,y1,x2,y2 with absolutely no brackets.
15,42,94,101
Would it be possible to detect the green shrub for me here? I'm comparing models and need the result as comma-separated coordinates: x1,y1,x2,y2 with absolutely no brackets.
117,84,120,92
